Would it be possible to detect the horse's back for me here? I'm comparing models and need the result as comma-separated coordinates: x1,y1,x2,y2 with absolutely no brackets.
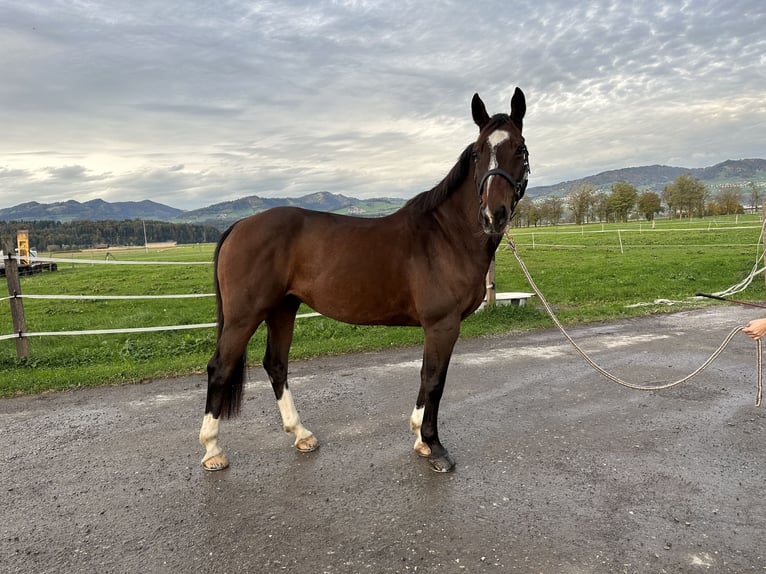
222,206,406,258
217,206,422,325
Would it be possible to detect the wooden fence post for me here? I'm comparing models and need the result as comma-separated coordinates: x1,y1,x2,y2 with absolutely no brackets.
4,246,30,358
486,256,497,307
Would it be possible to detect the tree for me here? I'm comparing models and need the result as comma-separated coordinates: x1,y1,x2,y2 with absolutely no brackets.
608,181,638,222
748,182,761,213
539,196,564,225
0,220,221,250
709,187,743,215
637,191,663,221
662,175,708,218
510,198,539,227
567,183,596,225
592,192,612,222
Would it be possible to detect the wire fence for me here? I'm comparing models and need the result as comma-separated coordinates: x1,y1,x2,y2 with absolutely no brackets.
3,220,764,345
506,220,766,300
28,255,212,265
0,254,321,345
508,224,764,251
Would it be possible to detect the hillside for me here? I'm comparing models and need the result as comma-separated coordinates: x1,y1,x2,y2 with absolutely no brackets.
176,192,404,228
0,199,183,222
525,158,766,199
2,159,764,229
0,192,405,231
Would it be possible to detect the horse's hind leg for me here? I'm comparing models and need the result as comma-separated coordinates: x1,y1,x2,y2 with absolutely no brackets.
199,411,227,471
264,296,319,452
200,321,257,471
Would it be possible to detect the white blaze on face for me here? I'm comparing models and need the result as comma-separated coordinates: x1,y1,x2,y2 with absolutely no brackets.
483,130,511,225
487,129,511,172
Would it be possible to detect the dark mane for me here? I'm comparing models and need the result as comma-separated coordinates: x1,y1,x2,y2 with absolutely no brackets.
404,114,513,214
404,144,474,213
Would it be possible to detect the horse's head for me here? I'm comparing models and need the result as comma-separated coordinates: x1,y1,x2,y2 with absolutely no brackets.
471,88,529,236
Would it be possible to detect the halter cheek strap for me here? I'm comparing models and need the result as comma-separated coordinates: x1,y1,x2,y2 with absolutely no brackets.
475,145,530,202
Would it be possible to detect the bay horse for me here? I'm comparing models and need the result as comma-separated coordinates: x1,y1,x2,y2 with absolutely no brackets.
200,88,530,473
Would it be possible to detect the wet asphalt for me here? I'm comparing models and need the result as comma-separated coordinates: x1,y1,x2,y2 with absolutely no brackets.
1,306,765,573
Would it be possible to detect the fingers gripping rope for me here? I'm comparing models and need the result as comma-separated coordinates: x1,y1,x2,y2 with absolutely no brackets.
506,236,763,407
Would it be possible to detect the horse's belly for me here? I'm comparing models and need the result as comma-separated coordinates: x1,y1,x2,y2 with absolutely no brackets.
293,284,421,327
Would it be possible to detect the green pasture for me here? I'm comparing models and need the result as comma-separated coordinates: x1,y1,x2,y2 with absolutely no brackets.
2,215,765,397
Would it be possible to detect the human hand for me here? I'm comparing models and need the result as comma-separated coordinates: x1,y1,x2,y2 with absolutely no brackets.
742,317,766,340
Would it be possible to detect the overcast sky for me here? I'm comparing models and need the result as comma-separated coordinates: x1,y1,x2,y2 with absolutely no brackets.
1,1,764,211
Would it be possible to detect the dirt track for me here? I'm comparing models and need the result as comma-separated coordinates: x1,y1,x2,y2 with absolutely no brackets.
2,306,765,573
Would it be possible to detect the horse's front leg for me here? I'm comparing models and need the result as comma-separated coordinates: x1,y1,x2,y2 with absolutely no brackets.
410,318,460,472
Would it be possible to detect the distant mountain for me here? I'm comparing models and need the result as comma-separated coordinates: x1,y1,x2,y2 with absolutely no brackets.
176,192,404,229
2,159,764,228
0,199,183,222
0,193,405,230
526,158,766,199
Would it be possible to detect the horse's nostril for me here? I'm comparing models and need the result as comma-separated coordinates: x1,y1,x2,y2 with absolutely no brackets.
481,206,511,234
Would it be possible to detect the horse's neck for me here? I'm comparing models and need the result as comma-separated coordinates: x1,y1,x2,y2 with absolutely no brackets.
435,179,500,268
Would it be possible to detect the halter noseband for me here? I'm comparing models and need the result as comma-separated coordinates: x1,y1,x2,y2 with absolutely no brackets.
475,145,530,202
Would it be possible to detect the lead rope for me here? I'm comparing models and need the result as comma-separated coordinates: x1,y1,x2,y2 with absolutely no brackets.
505,236,763,406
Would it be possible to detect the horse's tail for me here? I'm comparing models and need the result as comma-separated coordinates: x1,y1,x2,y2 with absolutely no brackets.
212,225,231,342
211,222,246,419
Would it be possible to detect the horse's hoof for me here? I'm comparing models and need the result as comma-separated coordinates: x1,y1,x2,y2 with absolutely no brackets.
295,435,319,452
428,453,456,473
414,441,431,457
202,453,230,471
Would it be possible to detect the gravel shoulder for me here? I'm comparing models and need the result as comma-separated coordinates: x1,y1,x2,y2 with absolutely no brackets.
2,306,764,573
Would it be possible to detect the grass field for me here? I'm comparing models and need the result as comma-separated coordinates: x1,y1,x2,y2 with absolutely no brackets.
2,214,765,397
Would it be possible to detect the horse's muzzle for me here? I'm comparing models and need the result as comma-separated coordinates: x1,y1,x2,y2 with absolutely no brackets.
477,166,524,236
481,204,511,236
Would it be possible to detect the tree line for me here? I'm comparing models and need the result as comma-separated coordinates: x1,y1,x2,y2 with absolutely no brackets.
0,220,222,251
511,175,763,227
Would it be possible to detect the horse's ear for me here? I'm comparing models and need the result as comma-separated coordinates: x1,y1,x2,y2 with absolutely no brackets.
510,87,526,131
472,93,490,129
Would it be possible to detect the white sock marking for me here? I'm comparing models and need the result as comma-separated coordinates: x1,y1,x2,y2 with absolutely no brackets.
199,413,222,461
277,388,313,442
410,405,425,450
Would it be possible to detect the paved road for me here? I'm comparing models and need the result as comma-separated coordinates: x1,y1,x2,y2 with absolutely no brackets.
2,306,765,573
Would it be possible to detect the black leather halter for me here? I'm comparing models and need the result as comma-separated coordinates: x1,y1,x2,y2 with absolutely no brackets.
475,145,530,201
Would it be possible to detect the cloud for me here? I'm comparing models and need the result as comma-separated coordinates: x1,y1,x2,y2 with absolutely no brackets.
0,0,764,210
